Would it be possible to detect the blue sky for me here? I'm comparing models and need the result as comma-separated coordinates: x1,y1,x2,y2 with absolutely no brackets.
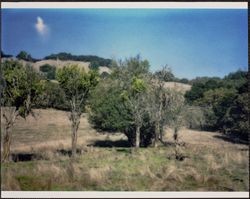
1,9,248,79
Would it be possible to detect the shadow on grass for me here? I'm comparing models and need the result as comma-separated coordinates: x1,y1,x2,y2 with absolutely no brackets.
10,148,83,162
91,140,131,148
56,148,83,156
213,135,248,145
11,153,43,162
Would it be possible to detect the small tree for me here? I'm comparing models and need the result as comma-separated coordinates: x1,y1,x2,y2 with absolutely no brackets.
1,60,42,162
16,51,34,62
56,65,99,157
121,76,148,148
148,66,175,147
118,56,150,148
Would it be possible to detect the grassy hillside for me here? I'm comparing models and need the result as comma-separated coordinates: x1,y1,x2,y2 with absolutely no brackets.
1,109,248,191
1,57,112,76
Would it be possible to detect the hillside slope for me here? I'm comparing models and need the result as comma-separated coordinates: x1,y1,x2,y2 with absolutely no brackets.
1,57,112,75
1,57,190,93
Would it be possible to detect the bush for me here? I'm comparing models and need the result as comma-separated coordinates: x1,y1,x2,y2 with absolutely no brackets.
39,64,56,80
184,70,248,141
35,80,69,111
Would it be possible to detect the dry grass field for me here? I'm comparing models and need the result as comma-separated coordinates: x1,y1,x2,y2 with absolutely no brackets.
1,109,249,191
164,82,191,93
2,57,112,76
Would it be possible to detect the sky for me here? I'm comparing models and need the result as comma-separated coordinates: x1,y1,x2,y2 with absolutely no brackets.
1,9,248,79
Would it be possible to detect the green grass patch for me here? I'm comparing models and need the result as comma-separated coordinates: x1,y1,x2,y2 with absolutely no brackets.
1,146,249,191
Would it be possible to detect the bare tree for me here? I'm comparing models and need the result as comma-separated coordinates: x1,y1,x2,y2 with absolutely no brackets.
147,66,175,147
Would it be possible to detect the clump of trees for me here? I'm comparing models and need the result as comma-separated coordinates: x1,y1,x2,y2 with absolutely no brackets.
16,51,40,62
88,56,198,148
89,56,151,147
1,60,43,162
185,70,248,141
35,80,69,110
1,54,247,163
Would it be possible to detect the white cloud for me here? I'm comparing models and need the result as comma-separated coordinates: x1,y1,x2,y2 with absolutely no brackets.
35,16,49,36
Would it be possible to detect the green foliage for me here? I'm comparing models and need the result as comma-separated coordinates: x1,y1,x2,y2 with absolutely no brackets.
89,78,132,132
56,65,99,103
1,60,43,118
89,61,99,70
222,81,249,139
184,70,248,140
131,77,147,93
35,80,69,110
224,70,247,80
125,55,150,76
56,64,99,116
100,72,110,79
16,51,38,62
185,78,223,104
39,64,56,80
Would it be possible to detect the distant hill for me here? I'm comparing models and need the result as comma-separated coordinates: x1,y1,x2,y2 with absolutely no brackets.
1,57,112,77
1,51,13,58
44,52,112,67
1,54,191,92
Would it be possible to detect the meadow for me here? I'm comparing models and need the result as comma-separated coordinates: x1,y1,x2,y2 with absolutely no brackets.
1,109,249,191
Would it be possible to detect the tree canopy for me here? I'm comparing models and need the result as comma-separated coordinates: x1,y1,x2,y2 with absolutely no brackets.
184,70,248,140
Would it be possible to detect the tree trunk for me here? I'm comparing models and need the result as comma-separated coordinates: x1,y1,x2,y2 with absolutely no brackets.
135,126,140,148
71,115,80,158
71,122,78,157
126,132,135,147
154,122,160,147
2,125,12,162
2,107,18,162
159,123,163,142
69,98,81,158
173,127,178,142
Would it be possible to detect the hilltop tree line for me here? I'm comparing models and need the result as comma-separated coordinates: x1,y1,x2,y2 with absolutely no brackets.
1,56,248,162
44,52,112,68
1,50,112,68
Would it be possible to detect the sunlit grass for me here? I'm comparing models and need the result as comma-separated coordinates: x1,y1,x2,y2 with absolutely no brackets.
1,145,248,191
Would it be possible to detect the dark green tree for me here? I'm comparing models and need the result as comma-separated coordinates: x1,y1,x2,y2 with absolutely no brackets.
16,51,35,62
89,56,154,147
